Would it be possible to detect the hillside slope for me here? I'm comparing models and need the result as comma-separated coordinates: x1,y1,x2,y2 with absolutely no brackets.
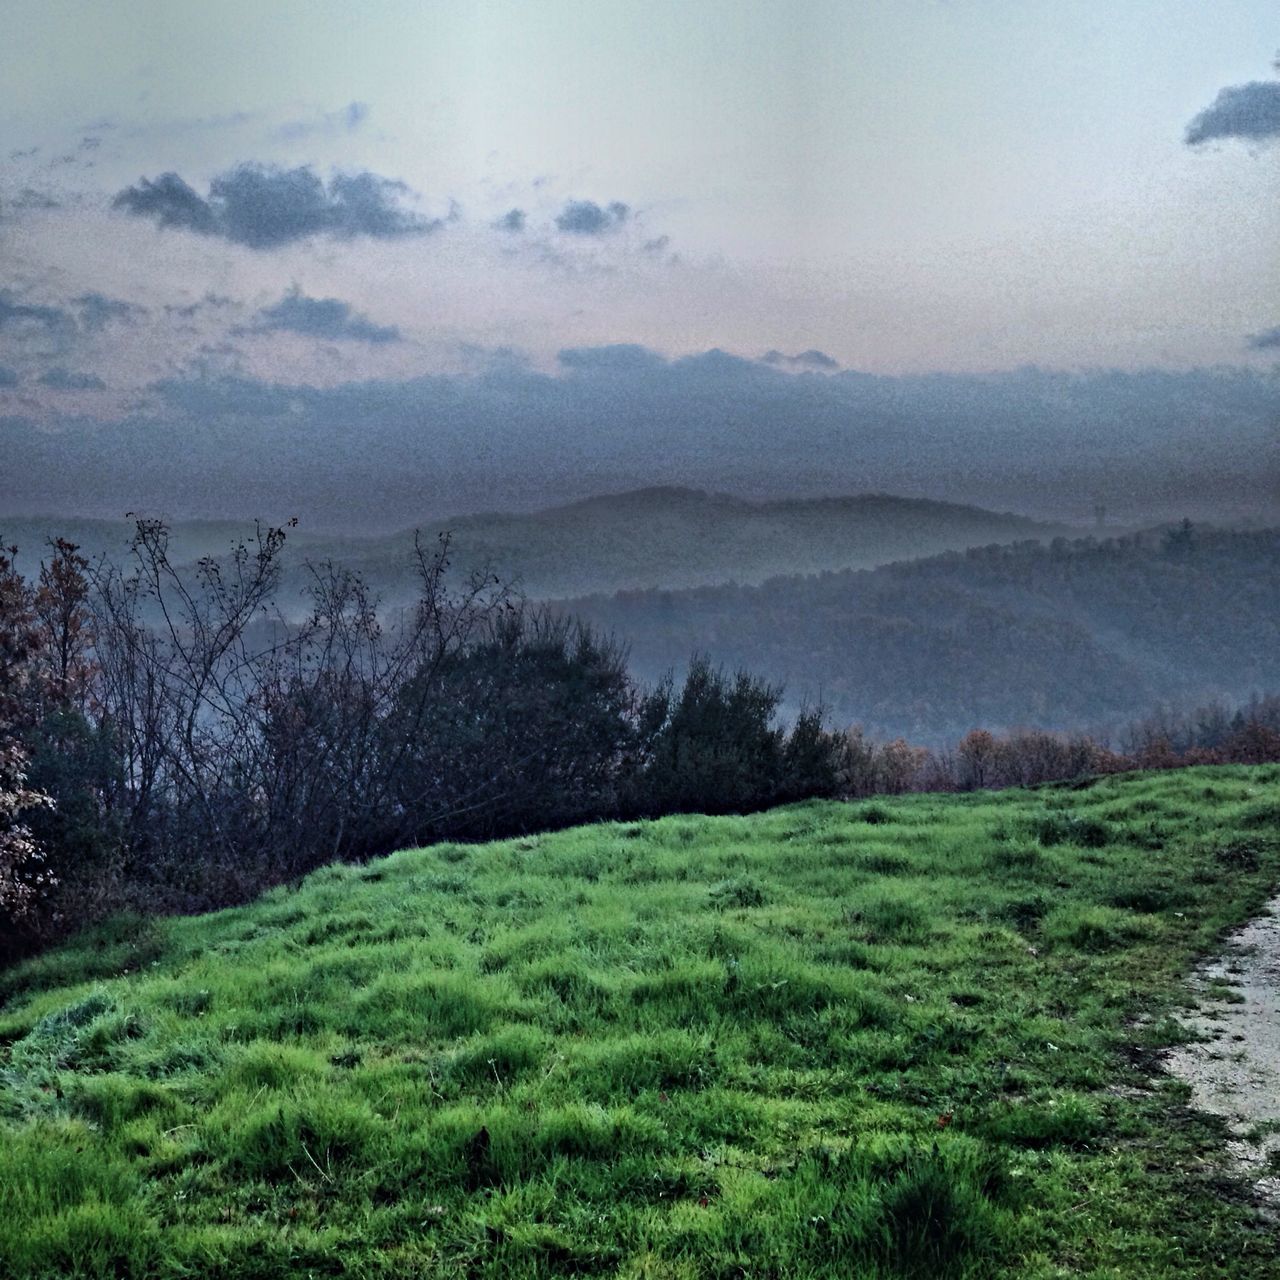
2,488,1069,603
2,767,1279,1278
562,527,1280,741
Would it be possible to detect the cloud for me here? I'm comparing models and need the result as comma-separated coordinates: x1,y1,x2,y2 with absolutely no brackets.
554,199,631,235
149,372,294,417
275,101,371,142
112,172,217,234
1247,326,1280,351
0,289,147,355
495,207,526,232
0,291,74,334
114,163,438,249
164,293,236,319
0,188,60,216
0,366,19,388
761,349,840,371
245,287,401,344
4,359,1273,533
558,343,667,372
1185,80,1280,145
37,366,106,391
74,292,148,331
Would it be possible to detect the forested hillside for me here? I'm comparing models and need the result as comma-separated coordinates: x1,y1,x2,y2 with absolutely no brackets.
561,527,1280,742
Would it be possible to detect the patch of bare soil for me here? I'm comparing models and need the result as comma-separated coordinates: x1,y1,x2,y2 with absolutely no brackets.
1166,898,1280,1203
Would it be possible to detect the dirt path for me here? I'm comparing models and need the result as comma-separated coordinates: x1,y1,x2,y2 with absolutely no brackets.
1165,897,1280,1202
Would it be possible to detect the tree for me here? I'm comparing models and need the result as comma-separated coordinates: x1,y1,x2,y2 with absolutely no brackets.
383,609,638,842
777,706,840,804
0,743,53,930
957,729,998,789
1224,719,1280,765
33,539,94,705
0,543,56,937
638,656,787,814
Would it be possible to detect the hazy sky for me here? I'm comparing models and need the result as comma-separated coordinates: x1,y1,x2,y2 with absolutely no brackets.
0,1,1277,509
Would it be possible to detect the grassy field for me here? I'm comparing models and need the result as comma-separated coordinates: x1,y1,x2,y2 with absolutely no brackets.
2,766,1279,1278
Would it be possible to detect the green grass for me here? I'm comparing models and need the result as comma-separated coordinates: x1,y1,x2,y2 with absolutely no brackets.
2,765,1279,1278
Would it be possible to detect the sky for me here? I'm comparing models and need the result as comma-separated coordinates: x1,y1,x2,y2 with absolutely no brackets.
0,1,1277,523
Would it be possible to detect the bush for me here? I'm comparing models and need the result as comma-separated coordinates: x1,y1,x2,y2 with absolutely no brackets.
633,657,838,816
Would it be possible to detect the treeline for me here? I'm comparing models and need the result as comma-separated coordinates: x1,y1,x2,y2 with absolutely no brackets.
835,698,1280,797
3,522,1278,962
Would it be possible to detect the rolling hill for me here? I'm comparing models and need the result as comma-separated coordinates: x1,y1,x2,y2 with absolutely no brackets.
1,488,1072,603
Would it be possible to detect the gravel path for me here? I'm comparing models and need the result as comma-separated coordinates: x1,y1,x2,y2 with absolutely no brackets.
1166,898,1280,1202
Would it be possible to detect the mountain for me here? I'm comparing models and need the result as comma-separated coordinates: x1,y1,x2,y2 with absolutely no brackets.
1,488,1073,603
557,526,1280,742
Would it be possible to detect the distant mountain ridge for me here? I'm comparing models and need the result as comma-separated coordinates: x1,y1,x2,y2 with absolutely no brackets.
2,487,1074,602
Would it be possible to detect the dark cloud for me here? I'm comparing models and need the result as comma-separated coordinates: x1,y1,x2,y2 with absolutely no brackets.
0,289,146,345
113,163,437,249
2,358,1275,530
37,366,106,391
1247,326,1280,351
0,366,19,388
150,373,294,417
1185,80,1280,145
275,101,371,142
164,293,236,319
495,207,526,232
671,348,763,378
74,292,148,331
558,344,667,372
0,291,74,334
761,349,840,371
642,235,670,254
112,172,217,234
554,199,631,235
245,288,401,344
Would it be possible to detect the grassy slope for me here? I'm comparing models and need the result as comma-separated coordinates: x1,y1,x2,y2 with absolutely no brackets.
2,766,1279,1279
